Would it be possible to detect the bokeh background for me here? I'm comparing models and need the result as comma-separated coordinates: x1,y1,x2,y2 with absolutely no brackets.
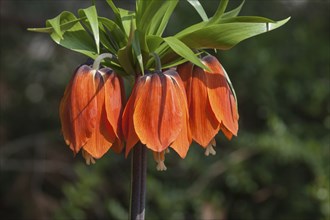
1,0,329,220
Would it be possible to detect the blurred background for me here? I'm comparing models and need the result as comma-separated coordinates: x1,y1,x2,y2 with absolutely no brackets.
0,0,329,220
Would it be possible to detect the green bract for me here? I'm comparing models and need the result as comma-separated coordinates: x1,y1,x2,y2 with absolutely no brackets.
28,0,290,76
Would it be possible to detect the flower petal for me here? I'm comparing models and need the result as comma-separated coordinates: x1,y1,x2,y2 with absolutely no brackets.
133,73,183,152
59,77,75,152
203,55,239,136
190,66,220,147
122,77,146,156
220,124,233,140
69,65,97,153
82,73,117,158
101,68,124,139
166,70,192,158
111,138,124,154
177,62,194,107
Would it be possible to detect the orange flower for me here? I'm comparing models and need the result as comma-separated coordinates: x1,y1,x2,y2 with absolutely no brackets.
177,55,239,155
59,64,125,164
122,70,191,170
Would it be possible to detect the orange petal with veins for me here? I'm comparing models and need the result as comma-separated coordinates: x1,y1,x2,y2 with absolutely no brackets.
189,66,220,147
122,77,146,156
133,72,183,152
167,71,192,158
220,124,233,140
177,62,194,107
59,77,75,152
82,72,116,158
203,55,239,136
101,68,124,139
69,65,97,153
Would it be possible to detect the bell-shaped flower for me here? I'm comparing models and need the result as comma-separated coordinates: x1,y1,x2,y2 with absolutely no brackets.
122,70,191,170
177,55,239,155
59,64,125,164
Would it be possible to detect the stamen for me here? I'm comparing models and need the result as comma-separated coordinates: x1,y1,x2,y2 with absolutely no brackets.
153,151,167,171
82,150,96,165
156,161,167,171
205,138,216,156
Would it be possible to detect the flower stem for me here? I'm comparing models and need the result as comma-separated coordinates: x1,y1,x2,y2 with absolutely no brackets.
150,52,162,73
92,53,115,70
129,142,147,220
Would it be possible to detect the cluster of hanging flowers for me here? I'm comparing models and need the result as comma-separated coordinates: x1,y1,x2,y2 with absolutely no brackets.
29,2,289,219
27,0,288,170
59,52,238,170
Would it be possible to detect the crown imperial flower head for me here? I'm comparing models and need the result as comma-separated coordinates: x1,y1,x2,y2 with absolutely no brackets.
122,69,192,170
59,63,125,164
177,55,239,155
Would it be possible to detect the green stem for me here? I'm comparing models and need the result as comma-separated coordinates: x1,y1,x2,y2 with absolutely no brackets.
92,53,115,70
150,52,162,73
129,142,147,220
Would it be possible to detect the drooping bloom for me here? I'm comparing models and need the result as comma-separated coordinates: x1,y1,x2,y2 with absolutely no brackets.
59,64,125,164
177,55,239,155
122,69,191,170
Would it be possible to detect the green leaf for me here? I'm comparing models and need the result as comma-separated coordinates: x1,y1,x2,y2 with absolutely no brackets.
46,15,63,39
98,25,117,54
176,16,274,38
119,8,136,37
28,17,84,34
175,1,244,37
175,21,208,38
106,0,136,37
162,58,189,69
222,0,245,18
118,47,135,75
209,0,229,23
132,30,144,74
137,31,149,63
148,0,179,36
78,6,100,54
219,16,274,24
163,37,207,70
98,17,127,49
117,21,135,75
137,0,178,36
138,0,162,33
187,0,208,21
146,35,164,53
28,27,53,33
156,2,178,36
42,11,97,58
106,0,120,21
136,0,150,26
179,17,291,50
